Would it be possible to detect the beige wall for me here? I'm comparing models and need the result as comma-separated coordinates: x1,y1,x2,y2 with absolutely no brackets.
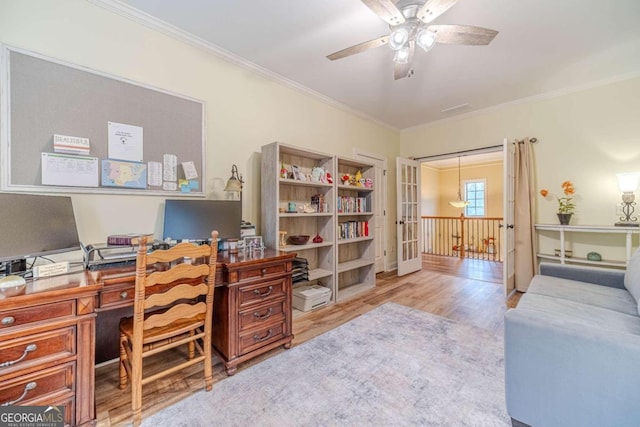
420,165,439,216
431,162,503,218
402,76,640,261
0,0,399,262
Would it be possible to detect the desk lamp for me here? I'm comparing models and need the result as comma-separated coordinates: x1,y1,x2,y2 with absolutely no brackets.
224,164,244,200
615,172,640,227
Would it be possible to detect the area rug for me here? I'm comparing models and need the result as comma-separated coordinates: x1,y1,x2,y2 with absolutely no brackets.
141,302,509,426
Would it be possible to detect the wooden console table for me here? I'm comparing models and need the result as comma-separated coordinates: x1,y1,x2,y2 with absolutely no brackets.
1,248,295,426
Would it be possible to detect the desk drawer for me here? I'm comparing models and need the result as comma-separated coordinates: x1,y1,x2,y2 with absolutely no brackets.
0,327,75,376
0,301,75,331
0,362,74,406
238,322,284,356
238,299,285,332
238,277,287,307
100,286,135,307
237,261,288,282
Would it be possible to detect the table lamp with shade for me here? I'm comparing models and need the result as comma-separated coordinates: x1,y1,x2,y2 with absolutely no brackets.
224,164,244,200
615,172,640,227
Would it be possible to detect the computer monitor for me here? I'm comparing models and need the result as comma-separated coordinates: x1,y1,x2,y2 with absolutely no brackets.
0,193,81,273
162,199,242,242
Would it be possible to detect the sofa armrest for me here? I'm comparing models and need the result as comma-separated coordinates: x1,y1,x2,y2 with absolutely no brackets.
539,262,625,289
505,308,640,427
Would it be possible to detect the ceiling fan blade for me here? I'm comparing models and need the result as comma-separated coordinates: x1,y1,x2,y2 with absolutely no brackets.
394,41,415,80
429,25,498,45
327,35,389,61
361,0,406,25
416,0,458,23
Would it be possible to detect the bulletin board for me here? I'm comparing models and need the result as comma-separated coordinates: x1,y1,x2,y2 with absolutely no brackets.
1,46,206,196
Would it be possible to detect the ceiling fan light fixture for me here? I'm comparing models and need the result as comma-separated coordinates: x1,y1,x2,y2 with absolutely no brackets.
389,27,409,50
393,46,410,64
416,28,436,52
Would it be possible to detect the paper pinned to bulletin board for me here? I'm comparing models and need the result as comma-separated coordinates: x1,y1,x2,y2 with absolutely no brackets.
108,122,143,162
41,153,99,187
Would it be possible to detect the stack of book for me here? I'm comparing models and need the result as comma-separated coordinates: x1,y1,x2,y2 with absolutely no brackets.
292,257,309,283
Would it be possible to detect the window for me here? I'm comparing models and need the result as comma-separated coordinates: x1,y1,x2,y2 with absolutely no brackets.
464,179,486,217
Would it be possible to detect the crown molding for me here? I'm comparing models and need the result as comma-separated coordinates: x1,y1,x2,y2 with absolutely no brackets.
86,0,397,132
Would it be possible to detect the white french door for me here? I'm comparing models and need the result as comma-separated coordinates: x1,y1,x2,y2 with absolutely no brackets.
396,157,422,276
503,138,516,295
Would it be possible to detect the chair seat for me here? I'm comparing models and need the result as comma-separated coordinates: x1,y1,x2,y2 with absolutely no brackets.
120,312,205,345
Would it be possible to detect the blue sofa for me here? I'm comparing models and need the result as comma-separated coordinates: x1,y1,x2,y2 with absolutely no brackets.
505,254,640,427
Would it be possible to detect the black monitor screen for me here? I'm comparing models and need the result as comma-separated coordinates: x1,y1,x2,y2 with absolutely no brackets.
163,199,241,241
0,193,81,263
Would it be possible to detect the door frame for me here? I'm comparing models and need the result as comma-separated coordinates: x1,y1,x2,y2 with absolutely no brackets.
353,148,388,272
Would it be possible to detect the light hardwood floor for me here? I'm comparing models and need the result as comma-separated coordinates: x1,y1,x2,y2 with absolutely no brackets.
95,265,522,426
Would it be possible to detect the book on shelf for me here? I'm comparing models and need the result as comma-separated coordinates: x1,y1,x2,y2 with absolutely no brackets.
107,233,154,246
337,196,367,213
337,221,369,240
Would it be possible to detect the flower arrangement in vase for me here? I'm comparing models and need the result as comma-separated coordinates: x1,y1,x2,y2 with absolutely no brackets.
540,181,576,225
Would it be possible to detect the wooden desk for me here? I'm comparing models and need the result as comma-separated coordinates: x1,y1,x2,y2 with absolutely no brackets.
0,272,100,427
0,249,295,426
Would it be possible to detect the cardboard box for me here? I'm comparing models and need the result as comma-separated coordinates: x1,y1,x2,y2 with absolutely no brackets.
293,284,332,312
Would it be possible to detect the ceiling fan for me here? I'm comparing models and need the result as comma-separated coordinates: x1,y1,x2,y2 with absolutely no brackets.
327,0,498,80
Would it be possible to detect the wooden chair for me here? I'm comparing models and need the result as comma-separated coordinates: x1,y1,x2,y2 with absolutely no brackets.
118,231,218,426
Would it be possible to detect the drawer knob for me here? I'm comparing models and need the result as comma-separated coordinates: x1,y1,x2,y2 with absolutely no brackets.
120,291,129,299
261,268,268,275
1,316,15,326
253,307,273,321
1,381,36,406
0,344,37,368
253,329,273,343
253,286,273,298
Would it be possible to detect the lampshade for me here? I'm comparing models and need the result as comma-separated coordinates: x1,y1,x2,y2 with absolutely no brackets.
448,157,469,208
224,164,244,193
617,172,640,193
449,200,469,208
389,28,409,51
416,28,436,52
393,46,410,64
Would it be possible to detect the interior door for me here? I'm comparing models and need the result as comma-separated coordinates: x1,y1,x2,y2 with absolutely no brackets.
503,138,516,295
396,157,422,276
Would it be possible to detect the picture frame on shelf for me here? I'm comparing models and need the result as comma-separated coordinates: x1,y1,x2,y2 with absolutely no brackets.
243,235,264,251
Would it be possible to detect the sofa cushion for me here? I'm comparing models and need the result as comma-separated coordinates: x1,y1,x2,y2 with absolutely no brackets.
516,293,640,335
624,248,640,308
529,274,638,316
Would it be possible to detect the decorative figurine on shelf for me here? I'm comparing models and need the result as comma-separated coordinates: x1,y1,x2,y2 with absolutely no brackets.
310,167,324,183
341,174,351,185
326,172,333,184
312,233,323,243
279,231,287,248
354,169,363,187
280,162,288,179
364,178,373,188
300,203,316,213
291,165,304,180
